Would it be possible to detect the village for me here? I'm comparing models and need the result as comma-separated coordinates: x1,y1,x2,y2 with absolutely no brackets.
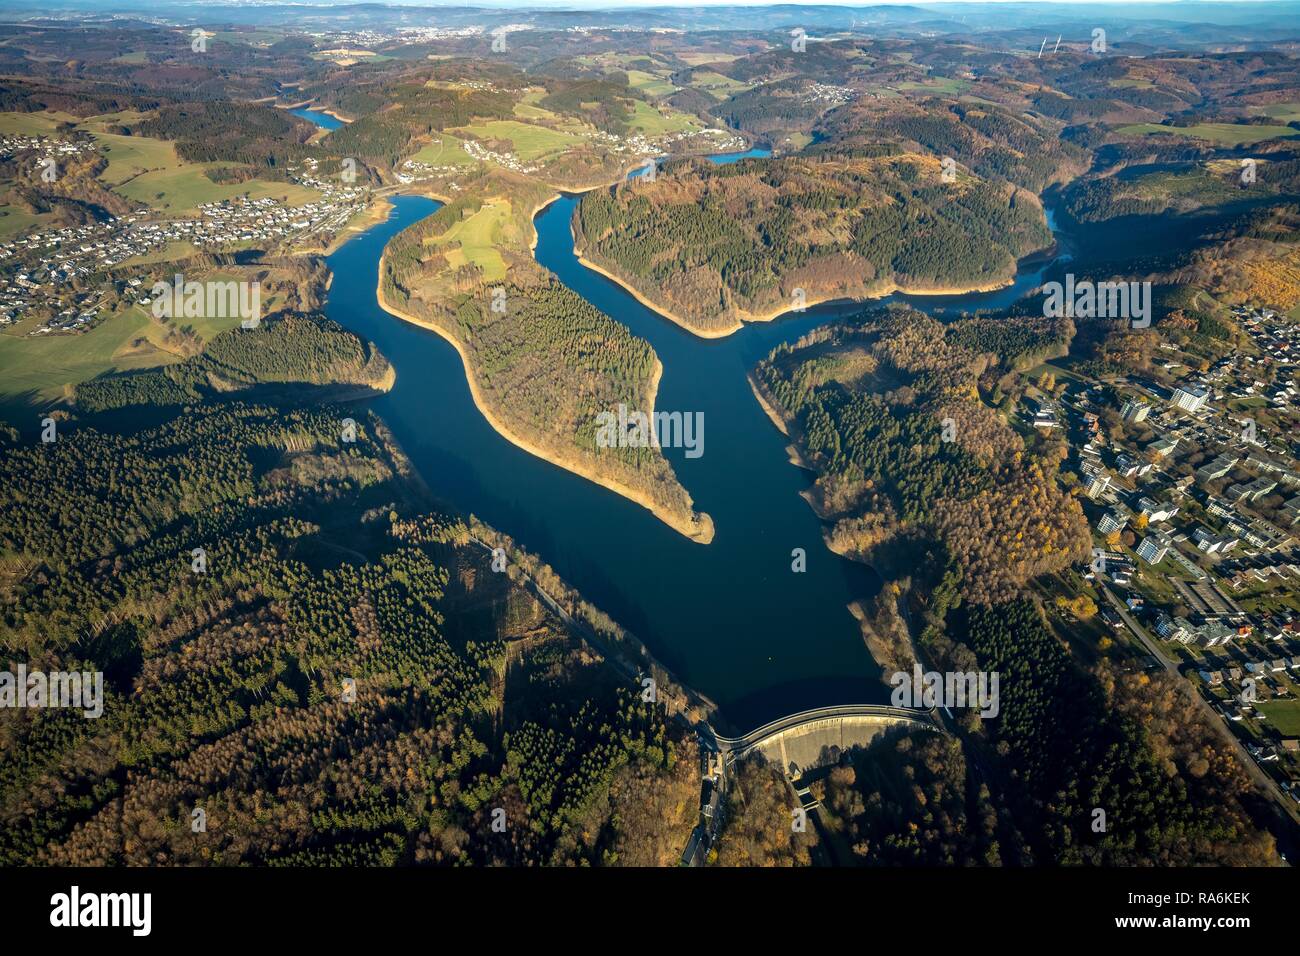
0,133,98,163
1032,303,1300,805
0,156,367,335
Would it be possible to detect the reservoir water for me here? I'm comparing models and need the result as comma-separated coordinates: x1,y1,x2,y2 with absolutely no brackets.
290,108,344,131
320,149,1083,730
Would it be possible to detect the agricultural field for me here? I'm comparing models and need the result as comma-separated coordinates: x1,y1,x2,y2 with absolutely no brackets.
78,109,153,131
687,70,753,97
0,207,42,239
625,100,699,137
91,130,321,212
119,240,207,266
676,51,742,67
429,200,511,281
0,307,184,408
451,120,583,162
574,52,667,71
0,111,79,135
0,275,285,408
1252,101,1300,124
512,100,558,122
777,131,814,151
1108,77,1157,90
898,76,971,94
625,70,678,98
0,113,322,215
110,159,320,213
1116,121,1300,145
91,130,181,186
508,100,593,137
1257,697,1300,737
409,133,479,168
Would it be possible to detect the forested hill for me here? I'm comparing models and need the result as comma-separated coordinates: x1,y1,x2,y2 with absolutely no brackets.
0,400,698,866
753,306,1086,607
574,151,1053,337
73,313,395,412
815,97,1089,194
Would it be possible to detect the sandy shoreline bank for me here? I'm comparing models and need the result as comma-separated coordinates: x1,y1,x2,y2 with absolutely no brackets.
573,247,743,338
746,372,814,471
569,239,1019,338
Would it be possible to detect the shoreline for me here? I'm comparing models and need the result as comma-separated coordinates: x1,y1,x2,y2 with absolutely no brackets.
570,238,1021,339
301,196,397,257
574,247,743,338
746,371,813,471
374,248,715,546
565,177,1059,338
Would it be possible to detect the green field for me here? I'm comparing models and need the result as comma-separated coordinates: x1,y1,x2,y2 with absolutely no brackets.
512,100,557,122
574,52,668,71
0,308,181,408
409,133,478,167
898,76,970,94
432,201,510,281
452,120,581,162
676,52,741,67
625,70,678,98
512,92,593,131
1116,122,1299,145
689,70,752,96
91,130,179,186
120,240,208,267
0,275,284,408
0,111,89,135
112,162,320,213
1108,78,1156,90
625,100,699,137
1257,697,1300,736
0,208,44,239
0,112,321,219
1252,102,1300,125
79,110,152,131
90,129,320,212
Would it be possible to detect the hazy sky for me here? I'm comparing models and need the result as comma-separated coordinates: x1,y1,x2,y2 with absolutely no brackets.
235,0,1285,5
416,1,1284,4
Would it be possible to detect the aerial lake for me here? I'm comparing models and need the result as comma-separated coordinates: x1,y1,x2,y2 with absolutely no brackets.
316,136,1099,730
290,107,345,131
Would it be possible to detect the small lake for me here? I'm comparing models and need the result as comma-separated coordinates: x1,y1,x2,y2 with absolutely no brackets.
290,108,344,132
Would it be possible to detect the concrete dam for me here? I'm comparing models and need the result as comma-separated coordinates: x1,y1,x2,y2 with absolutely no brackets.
710,704,941,777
